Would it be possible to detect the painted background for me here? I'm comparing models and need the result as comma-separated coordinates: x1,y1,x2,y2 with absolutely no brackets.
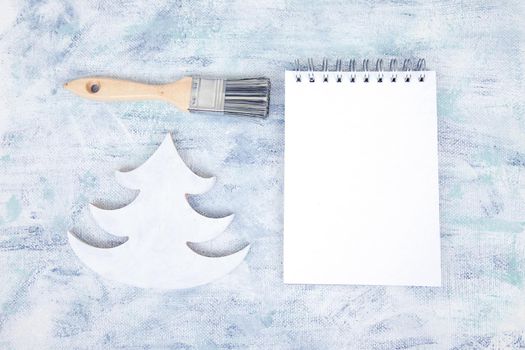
1,0,524,348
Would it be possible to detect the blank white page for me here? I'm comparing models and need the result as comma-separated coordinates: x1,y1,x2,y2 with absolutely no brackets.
284,71,441,287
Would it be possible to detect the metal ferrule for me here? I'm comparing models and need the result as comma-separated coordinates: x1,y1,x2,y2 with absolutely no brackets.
189,77,225,113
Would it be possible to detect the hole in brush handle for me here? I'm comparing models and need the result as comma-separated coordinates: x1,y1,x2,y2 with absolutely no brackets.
87,81,100,94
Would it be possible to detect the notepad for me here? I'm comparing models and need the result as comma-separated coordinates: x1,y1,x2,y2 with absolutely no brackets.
284,60,441,287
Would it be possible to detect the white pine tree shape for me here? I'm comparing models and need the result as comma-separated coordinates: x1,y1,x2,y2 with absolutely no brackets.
68,134,250,289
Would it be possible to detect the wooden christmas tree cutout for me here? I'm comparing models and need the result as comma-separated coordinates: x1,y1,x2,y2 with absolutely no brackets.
68,134,250,289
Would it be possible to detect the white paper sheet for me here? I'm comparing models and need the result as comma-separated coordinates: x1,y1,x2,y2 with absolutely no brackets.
284,71,441,287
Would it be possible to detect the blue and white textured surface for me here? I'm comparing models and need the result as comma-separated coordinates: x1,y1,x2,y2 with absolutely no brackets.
0,1,524,348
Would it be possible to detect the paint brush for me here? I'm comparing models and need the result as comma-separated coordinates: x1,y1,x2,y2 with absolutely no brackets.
64,76,270,118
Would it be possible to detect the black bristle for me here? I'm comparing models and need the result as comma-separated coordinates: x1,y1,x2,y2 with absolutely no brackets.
224,78,270,118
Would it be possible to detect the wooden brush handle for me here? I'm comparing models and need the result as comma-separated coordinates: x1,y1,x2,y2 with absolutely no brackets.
64,77,192,111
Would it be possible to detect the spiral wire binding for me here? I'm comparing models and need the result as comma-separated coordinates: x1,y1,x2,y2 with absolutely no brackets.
363,59,369,82
294,58,427,83
307,58,315,82
294,59,301,82
376,59,384,83
322,58,329,82
403,59,412,82
390,59,398,82
335,59,342,82
416,59,426,82
349,59,356,82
